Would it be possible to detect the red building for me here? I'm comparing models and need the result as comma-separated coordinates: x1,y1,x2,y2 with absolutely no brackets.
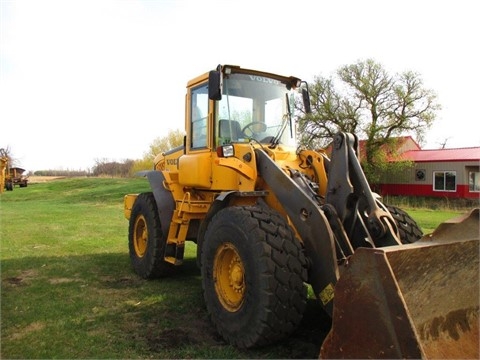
373,138,480,200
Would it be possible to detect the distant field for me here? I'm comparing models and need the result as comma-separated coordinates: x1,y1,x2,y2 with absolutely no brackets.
27,176,67,183
0,177,471,358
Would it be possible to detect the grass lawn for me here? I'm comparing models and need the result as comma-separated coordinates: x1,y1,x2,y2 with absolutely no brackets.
0,177,470,358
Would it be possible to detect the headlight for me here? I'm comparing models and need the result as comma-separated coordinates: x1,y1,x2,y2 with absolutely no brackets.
217,144,234,158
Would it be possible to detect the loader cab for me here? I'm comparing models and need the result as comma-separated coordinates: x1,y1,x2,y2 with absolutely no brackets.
180,65,309,190
208,67,303,149
187,65,309,153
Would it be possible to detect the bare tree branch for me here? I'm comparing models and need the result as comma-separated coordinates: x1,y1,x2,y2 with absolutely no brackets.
297,59,441,179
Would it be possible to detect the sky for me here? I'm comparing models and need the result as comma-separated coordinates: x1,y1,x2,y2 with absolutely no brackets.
1,0,479,172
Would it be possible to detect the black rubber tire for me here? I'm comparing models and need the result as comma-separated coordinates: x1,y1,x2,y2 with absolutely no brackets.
128,192,175,278
386,205,423,244
201,204,308,349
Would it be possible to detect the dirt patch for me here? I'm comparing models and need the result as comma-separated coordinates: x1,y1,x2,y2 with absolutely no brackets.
3,269,39,287
142,311,224,353
48,277,83,284
8,322,46,341
100,275,139,289
4,277,24,286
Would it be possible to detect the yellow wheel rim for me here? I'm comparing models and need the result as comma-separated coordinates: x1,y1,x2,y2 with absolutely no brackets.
133,215,148,257
213,242,245,312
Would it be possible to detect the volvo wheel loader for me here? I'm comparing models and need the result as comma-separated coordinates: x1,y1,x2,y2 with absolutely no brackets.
124,64,479,358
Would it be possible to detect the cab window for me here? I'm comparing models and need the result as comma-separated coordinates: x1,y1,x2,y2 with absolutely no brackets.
191,85,209,149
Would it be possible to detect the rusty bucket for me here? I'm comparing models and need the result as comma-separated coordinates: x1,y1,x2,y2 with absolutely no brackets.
320,209,479,359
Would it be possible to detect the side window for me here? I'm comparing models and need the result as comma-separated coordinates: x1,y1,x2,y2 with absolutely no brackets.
433,171,456,191
191,85,209,149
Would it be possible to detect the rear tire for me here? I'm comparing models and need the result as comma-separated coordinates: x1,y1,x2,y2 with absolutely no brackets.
201,204,308,348
387,205,423,244
128,192,175,278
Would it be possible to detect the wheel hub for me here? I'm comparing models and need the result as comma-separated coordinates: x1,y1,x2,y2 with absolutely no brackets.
133,215,148,257
230,260,244,292
214,243,245,312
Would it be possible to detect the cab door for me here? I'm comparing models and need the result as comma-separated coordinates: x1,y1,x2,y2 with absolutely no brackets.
178,82,213,188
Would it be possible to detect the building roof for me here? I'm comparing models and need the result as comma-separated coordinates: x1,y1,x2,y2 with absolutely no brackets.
331,135,480,163
400,147,480,162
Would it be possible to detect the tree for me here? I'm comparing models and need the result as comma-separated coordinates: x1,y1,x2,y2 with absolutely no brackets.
298,77,360,149
0,146,16,167
130,129,185,175
144,129,185,161
298,59,440,182
92,158,134,177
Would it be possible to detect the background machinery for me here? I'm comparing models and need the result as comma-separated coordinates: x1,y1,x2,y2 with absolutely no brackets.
124,65,479,358
0,148,28,191
7,167,28,189
0,148,8,193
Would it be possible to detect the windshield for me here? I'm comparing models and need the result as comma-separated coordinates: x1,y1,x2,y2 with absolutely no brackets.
216,73,297,147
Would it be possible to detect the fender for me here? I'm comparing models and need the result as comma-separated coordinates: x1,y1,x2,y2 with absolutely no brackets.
142,170,176,240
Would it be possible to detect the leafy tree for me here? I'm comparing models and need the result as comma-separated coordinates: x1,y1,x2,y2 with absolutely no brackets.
298,59,440,182
130,129,185,176
144,129,185,161
298,77,360,149
130,158,153,175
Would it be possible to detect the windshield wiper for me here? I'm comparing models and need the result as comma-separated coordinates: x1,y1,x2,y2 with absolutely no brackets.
269,93,292,148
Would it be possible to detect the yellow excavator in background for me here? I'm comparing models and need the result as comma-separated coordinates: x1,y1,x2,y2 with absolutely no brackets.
124,64,479,358
0,149,8,193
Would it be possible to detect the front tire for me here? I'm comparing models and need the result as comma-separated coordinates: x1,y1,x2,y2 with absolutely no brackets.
201,204,308,348
387,205,423,244
128,192,175,278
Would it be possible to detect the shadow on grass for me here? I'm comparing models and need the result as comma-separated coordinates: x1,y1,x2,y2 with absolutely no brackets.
2,252,329,359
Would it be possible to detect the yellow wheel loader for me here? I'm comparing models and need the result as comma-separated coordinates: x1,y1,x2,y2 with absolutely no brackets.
124,65,479,358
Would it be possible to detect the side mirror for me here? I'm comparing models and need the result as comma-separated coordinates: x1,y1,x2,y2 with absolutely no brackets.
208,70,222,100
302,87,311,114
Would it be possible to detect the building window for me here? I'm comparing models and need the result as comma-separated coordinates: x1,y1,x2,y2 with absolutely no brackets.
469,171,480,192
433,171,456,192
